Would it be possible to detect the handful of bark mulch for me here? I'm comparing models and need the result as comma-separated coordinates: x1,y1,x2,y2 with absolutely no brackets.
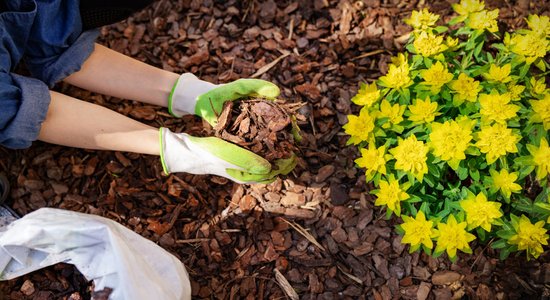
213,98,301,165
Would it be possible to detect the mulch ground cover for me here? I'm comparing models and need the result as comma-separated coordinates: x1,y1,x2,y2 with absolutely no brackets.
2,0,550,299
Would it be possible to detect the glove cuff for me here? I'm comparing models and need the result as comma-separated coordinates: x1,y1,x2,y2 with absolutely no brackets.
168,73,217,118
159,128,170,174
160,127,197,174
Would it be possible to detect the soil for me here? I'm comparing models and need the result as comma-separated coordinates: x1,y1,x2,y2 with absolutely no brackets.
1,0,550,299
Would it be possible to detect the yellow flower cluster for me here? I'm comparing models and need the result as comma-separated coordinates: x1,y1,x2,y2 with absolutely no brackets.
429,117,475,170
530,93,550,130
351,82,380,107
405,8,439,31
408,97,440,124
478,91,519,125
355,144,389,181
449,73,481,104
475,124,520,164
390,135,429,182
467,9,499,32
460,192,503,231
421,61,453,94
509,216,549,259
413,32,447,57
527,138,550,180
345,0,550,261
373,176,409,216
343,109,375,145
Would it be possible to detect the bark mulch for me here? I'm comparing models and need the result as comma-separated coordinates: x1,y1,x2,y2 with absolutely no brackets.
2,0,550,299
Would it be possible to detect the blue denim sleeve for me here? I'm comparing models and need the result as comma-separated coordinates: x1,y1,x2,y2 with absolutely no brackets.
0,0,100,149
0,73,50,149
22,0,99,86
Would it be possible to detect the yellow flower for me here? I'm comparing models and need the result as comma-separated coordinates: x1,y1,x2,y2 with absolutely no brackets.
390,135,429,181
527,138,550,180
527,14,550,37
530,77,547,95
508,215,549,260
434,214,476,259
413,31,447,57
401,211,437,252
373,176,410,216
377,99,406,127
408,97,440,124
429,116,476,170
355,144,390,181
507,84,525,101
483,64,512,83
449,73,482,104
343,109,375,145
352,82,380,107
467,9,499,32
452,0,485,16
379,63,413,90
421,61,454,94
505,31,550,64
488,169,522,198
475,124,520,164
390,53,408,67
405,8,440,31
530,93,550,130
479,91,519,124
460,192,503,231
445,36,459,48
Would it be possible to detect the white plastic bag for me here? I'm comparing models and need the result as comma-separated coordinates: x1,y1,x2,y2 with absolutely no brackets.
0,207,191,300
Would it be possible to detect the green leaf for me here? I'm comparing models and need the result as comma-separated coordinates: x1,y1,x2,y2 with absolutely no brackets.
535,188,550,203
457,166,469,181
491,239,508,249
449,16,462,26
423,57,433,68
469,168,480,182
421,245,432,256
496,230,515,240
434,26,448,34
427,163,441,178
432,249,444,258
476,227,486,241
465,147,481,156
407,194,423,203
519,63,531,78
423,175,435,188
534,58,546,72
499,247,512,260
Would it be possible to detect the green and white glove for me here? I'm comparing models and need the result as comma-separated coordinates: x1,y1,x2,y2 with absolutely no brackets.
159,128,296,184
168,73,280,126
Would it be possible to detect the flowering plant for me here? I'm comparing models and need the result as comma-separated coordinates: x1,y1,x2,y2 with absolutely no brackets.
345,0,550,261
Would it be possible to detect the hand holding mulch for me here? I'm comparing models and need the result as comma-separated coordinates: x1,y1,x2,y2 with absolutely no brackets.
163,74,298,183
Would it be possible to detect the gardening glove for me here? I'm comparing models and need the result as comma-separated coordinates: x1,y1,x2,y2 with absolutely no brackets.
160,128,296,184
168,73,280,126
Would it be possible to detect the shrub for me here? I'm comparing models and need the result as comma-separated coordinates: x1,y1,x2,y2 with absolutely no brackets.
345,0,550,261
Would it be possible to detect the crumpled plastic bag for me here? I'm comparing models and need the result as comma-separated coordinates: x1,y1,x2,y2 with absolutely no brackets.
0,207,191,300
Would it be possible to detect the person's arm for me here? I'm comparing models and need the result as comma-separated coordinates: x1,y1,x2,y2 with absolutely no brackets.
37,91,288,183
38,91,160,155
63,43,178,107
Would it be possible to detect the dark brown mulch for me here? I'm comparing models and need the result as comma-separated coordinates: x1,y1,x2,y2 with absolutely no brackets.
213,99,299,163
2,0,550,299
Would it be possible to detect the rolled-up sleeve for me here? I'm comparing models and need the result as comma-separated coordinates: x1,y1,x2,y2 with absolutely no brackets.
0,0,99,149
0,72,50,149
23,0,99,86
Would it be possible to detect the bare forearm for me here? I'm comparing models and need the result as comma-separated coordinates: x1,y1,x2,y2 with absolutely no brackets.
64,43,179,107
38,91,160,155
